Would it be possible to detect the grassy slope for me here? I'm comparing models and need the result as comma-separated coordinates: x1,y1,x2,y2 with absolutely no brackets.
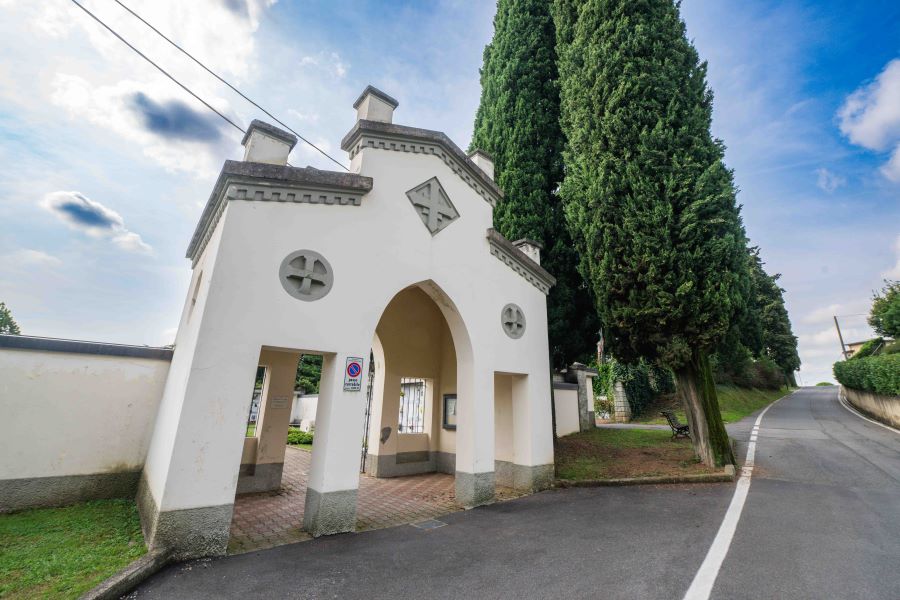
555,428,715,480
635,385,792,425
0,500,146,599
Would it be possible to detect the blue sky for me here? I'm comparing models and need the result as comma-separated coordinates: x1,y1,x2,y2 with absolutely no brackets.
0,1,897,385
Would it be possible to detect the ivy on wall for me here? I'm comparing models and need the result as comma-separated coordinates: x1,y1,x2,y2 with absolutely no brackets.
591,358,675,417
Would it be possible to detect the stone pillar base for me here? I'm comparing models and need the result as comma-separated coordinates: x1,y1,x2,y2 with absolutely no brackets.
495,461,554,492
236,462,284,494
303,488,358,537
455,471,495,507
136,475,232,560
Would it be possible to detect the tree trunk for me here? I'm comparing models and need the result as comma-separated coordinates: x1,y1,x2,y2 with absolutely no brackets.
674,352,734,467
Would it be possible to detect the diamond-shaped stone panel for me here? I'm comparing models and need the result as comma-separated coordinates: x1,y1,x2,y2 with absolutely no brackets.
406,177,459,235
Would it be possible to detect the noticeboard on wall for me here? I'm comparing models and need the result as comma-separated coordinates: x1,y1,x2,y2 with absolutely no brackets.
442,394,457,430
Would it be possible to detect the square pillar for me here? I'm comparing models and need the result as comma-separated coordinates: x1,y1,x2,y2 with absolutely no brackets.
454,363,495,506
569,362,598,432
138,340,261,559
303,352,368,537
508,373,555,491
236,349,300,494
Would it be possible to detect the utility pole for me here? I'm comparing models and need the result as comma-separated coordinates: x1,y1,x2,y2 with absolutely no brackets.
833,315,848,359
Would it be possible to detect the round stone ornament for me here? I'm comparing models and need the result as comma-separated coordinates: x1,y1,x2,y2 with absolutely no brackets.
501,303,526,339
279,250,334,301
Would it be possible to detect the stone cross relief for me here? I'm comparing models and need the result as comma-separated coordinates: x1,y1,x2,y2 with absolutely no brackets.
502,303,526,339
279,250,333,301
406,177,459,235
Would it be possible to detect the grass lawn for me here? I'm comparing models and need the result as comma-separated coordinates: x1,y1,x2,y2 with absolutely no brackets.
633,385,793,425
555,428,717,480
0,499,146,600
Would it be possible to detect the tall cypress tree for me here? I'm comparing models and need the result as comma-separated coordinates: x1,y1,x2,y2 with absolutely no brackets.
471,0,598,369
555,0,748,466
750,249,800,384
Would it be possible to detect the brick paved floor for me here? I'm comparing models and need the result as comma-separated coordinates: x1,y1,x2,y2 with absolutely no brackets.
228,447,527,555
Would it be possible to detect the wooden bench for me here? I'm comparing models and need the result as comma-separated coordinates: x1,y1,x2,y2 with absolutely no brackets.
661,410,690,440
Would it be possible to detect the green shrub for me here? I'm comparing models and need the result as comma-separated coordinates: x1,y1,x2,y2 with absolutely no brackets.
883,340,899,354
287,428,314,445
815,382,833,386
851,337,884,359
833,354,900,396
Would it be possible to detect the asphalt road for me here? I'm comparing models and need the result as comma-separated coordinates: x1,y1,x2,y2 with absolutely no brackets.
133,387,900,599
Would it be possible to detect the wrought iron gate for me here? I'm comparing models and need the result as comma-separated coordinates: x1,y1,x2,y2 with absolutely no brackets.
360,351,375,473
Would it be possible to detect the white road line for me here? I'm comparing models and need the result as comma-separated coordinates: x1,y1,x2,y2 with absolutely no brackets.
836,389,900,435
682,390,798,600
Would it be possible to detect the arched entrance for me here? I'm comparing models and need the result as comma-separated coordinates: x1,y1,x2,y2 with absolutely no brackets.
363,283,466,481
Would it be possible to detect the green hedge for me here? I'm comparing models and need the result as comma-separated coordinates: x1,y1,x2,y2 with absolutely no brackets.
833,353,900,396
287,428,314,445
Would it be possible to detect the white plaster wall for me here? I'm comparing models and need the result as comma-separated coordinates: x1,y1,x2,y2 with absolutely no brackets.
494,374,514,462
145,122,554,511
0,348,169,479
843,386,900,429
290,394,318,426
555,387,580,437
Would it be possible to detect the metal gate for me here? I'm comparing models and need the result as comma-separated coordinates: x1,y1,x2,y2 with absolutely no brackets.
360,351,375,472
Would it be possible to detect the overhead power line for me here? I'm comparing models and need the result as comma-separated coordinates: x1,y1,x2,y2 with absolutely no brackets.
68,0,245,136
112,0,349,171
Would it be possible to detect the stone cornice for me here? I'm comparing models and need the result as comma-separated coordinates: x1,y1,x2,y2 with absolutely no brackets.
186,161,373,265
340,120,503,207
486,228,556,295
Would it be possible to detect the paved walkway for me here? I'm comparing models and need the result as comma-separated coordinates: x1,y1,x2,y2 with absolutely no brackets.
138,387,900,599
229,447,525,554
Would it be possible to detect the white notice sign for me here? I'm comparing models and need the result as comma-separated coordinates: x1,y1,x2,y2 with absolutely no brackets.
343,357,364,392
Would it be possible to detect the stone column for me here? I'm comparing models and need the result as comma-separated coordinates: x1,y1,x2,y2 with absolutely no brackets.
303,351,368,537
569,362,598,432
236,349,299,494
613,382,632,423
454,363,495,507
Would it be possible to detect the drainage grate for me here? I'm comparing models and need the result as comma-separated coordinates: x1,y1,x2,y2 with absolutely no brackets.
410,519,447,530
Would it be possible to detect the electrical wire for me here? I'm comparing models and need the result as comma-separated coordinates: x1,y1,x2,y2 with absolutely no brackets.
112,0,349,171
69,0,246,136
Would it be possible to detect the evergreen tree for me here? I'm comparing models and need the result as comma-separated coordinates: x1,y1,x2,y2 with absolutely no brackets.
296,354,323,394
712,248,800,388
868,280,900,339
554,0,749,466
0,301,20,335
751,249,800,383
471,0,598,369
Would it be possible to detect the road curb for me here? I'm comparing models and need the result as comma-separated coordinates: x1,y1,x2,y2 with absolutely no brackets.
78,549,171,600
555,466,735,488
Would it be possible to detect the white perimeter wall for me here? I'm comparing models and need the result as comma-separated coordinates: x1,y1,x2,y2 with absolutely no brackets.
0,348,169,480
555,386,580,437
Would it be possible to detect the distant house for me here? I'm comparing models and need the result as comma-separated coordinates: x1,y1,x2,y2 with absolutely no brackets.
845,340,870,358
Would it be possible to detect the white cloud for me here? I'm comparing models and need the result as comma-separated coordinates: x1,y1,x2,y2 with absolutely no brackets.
803,303,843,324
815,168,846,193
0,249,62,267
296,51,349,79
40,191,152,254
50,74,239,177
838,58,900,181
882,146,900,182
884,235,900,279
